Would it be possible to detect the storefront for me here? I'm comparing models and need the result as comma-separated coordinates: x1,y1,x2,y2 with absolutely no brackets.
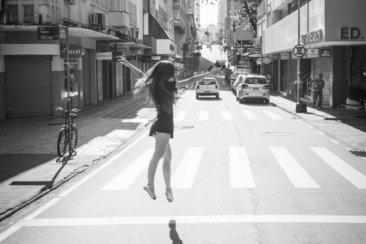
0,26,118,120
263,0,366,108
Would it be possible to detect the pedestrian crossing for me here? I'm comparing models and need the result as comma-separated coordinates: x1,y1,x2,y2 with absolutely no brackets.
101,146,366,191
174,109,291,121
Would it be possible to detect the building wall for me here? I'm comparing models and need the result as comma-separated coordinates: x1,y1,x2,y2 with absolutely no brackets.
324,0,366,42
0,56,4,120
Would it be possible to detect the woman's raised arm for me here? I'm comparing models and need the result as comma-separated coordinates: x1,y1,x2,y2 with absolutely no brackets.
176,68,221,89
119,57,145,78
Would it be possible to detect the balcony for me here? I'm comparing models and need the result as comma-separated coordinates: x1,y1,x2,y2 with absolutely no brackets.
108,11,129,28
172,9,186,33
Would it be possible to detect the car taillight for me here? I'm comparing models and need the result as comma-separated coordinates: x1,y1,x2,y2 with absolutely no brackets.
263,85,269,89
241,84,248,89
215,85,218,89
196,85,200,89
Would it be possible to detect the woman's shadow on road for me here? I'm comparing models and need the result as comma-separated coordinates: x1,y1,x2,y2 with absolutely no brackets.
169,219,183,244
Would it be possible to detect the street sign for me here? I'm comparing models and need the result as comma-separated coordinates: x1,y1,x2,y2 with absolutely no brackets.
293,44,306,58
38,26,67,40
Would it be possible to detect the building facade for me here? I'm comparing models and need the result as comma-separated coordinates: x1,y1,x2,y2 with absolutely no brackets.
258,0,366,108
0,0,198,120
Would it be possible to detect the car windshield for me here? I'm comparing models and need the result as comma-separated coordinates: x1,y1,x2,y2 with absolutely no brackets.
199,79,217,85
244,78,267,85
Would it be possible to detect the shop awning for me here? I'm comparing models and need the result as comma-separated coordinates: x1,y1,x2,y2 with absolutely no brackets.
69,27,118,40
149,14,171,40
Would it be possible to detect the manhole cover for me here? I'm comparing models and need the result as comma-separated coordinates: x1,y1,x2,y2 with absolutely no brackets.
350,151,366,157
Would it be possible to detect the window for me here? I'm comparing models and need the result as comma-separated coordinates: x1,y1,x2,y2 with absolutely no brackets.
7,5,18,23
245,78,267,85
23,5,34,23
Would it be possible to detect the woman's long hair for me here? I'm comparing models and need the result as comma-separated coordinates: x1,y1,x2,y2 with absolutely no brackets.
134,60,176,114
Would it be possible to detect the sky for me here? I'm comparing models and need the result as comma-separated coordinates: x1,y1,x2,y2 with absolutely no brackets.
200,1,219,28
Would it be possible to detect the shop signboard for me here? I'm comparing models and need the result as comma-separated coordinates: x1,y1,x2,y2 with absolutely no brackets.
307,48,319,58
96,52,112,60
151,55,161,61
280,52,290,60
38,26,67,40
263,56,272,64
320,48,332,57
60,44,85,58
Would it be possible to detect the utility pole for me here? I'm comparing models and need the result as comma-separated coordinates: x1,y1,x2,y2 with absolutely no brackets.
296,0,301,103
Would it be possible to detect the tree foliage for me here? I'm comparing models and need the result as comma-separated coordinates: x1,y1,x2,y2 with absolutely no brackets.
236,0,263,37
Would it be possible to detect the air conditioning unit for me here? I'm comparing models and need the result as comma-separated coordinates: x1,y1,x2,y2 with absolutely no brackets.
91,13,106,26
65,0,76,5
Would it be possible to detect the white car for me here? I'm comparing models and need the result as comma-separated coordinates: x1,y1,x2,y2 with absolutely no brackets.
195,78,220,99
236,74,270,104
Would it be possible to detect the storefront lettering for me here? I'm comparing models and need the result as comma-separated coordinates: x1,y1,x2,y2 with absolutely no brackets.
60,44,85,58
301,29,323,45
340,27,361,40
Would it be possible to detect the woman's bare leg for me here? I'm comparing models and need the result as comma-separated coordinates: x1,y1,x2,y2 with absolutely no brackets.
148,133,170,181
144,132,170,200
162,142,172,189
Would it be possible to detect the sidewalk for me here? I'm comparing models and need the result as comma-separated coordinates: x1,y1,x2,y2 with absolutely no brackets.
270,94,366,152
0,94,157,221
0,92,366,221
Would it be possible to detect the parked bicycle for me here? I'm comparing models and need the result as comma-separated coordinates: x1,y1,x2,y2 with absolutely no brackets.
54,106,80,157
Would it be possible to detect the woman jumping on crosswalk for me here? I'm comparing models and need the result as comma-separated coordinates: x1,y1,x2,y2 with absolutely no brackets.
120,57,220,202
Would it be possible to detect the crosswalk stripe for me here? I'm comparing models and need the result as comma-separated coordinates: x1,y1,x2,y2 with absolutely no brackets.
174,110,187,121
229,147,255,188
241,110,258,120
263,110,282,120
171,147,204,189
102,149,153,191
221,110,233,120
271,147,320,188
311,147,366,189
199,110,209,120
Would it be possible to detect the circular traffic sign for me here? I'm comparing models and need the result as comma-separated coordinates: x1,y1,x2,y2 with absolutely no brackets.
293,44,306,58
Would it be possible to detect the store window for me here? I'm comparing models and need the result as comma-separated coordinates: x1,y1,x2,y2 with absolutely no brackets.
23,4,34,23
7,5,18,24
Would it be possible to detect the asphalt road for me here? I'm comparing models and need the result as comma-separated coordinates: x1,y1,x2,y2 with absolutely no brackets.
1,88,366,243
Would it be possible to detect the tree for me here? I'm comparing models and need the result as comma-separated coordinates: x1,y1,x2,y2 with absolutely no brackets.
236,0,263,37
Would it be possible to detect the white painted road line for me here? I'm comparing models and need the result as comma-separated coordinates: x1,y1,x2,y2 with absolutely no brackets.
317,131,325,136
221,110,233,120
121,118,149,124
171,147,204,189
22,215,366,226
271,147,320,188
174,110,187,121
311,147,366,189
199,110,209,120
229,147,255,188
102,149,153,191
263,110,282,120
59,131,149,197
330,139,340,144
241,110,257,120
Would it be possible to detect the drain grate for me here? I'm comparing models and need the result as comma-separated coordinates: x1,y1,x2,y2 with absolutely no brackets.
350,151,366,157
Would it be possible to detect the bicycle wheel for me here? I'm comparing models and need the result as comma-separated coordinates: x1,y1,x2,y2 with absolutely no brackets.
57,128,68,157
71,126,78,150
